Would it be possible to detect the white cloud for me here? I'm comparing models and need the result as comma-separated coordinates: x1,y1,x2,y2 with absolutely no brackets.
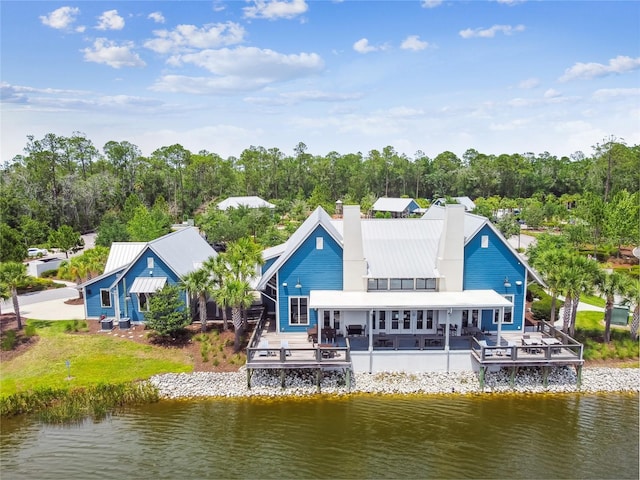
592,87,640,100
518,78,539,89
148,12,165,24
243,0,308,20
544,88,561,98
82,38,146,69
459,24,525,39
96,10,125,31
353,38,378,54
152,46,324,93
559,55,640,82
421,0,443,8
401,35,429,51
39,6,81,31
144,22,246,53
494,0,526,5
245,90,363,106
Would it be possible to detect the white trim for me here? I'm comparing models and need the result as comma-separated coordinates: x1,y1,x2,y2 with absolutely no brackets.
100,289,112,308
493,294,514,324
289,296,310,326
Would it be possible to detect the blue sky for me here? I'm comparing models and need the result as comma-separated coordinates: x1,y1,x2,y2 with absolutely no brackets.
1,1,639,162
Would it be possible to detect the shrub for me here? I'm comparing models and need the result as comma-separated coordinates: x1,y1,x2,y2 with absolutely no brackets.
40,269,58,278
24,324,37,337
1,330,17,351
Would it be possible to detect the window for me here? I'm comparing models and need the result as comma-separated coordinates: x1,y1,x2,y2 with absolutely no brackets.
100,289,111,308
367,278,388,291
403,310,411,329
379,311,386,330
333,311,340,330
147,257,154,268
416,310,424,330
416,278,437,290
372,311,377,330
426,310,434,329
481,235,489,248
316,237,324,250
389,278,413,290
391,310,399,330
493,295,514,324
138,292,154,312
290,297,309,325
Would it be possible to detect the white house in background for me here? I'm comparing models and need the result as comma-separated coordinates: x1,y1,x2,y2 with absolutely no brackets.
433,196,476,212
217,196,275,210
371,197,421,218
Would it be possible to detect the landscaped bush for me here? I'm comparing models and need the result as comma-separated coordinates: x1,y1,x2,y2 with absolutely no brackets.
578,329,640,361
16,277,65,294
1,330,17,351
40,269,58,278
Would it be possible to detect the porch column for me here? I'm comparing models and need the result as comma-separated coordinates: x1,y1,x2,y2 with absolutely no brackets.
368,309,373,374
497,306,504,347
444,308,451,350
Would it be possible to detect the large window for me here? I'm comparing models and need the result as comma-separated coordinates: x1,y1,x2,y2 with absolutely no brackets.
100,289,112,308
290,297,309,325
390,278,413,290
416,278,437,290
138,293,155,312
391,310,399,330
426,310,434,329
379,311,386,330
403,310,411,329
367,278,388,291
493,295,514,324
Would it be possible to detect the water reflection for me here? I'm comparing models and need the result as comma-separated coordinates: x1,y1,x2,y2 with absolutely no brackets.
1,394,638,479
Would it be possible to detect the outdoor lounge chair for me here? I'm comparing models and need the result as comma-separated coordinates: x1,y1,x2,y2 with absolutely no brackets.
258,339,270,357
478,340,494,357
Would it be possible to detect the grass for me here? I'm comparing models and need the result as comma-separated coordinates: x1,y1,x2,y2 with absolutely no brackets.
575,311,639,362
579,293,606,309
0,320,192,397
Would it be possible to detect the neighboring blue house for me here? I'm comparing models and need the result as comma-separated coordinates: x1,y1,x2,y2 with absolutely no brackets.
81,227,217,323
371,197,421,218
256,204,542,342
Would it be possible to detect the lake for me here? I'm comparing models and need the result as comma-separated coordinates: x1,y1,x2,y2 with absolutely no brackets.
1,393,638,479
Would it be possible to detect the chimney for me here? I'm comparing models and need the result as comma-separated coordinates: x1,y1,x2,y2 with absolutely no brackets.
342,205,367,291
436,204,465,292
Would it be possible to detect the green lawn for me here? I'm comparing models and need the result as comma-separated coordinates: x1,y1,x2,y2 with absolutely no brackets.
579,294,606,309
1,320,193,397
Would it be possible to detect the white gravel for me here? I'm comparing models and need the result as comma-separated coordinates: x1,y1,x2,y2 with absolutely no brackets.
149,367,640,399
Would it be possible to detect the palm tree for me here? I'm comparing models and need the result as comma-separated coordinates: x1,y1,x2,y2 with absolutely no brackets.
58,257,88,298
557,254,600,337
0,282,10,315
217,278,254,351
205,255,231,331
532,248,569,325
0,262,28,329
596,269,632,343
225,238,263,327
182,266,216,333
625,279,640,341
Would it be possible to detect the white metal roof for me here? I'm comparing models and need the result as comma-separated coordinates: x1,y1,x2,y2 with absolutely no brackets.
217,196,275,210
148,227,217,278
372,197,417,213
104,243,146,274
129,276,167,293
310,289,512,310
331,219,443,278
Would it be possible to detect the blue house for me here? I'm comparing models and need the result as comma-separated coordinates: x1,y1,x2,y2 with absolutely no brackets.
371,197,421,218
256,204,542,344
81,227,217,323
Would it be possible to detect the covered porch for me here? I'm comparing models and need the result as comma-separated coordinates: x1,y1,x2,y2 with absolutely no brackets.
309,289,515,353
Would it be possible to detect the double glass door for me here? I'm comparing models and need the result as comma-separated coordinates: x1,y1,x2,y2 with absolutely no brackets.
372,309,436,334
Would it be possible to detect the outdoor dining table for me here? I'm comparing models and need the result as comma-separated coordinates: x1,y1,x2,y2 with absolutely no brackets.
542,337,562,353
522,337,541,353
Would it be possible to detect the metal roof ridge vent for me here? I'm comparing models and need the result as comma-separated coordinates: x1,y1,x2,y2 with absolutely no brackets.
342,205,367,292
437,204,465,292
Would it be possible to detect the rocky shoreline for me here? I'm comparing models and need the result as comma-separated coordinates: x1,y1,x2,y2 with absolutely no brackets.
149,367,640,399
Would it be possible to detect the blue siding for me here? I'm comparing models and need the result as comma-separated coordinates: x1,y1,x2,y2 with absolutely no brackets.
277,226,343,333
116,248,184,322
85,271,120,318
464,225,527,332
262,257,277,274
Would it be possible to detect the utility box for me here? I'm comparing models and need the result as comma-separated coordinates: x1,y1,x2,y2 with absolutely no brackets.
611,305,630,326
101,317,114,330
119,317,131,329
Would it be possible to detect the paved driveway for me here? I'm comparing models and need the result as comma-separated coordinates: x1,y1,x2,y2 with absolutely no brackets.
1,284,85,320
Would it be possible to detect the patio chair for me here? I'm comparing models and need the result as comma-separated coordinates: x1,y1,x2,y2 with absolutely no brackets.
478,340,494,357
280,339,291,356
258,339,269,357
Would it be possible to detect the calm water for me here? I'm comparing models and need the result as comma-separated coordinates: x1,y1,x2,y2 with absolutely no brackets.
1,394,638,479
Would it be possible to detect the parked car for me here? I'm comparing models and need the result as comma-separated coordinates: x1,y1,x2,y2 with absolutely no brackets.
27,247,48,257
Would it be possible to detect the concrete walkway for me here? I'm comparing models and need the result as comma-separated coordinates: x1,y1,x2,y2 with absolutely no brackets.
1,283,85,321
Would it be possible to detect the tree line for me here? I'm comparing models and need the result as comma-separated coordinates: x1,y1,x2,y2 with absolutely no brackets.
2,133,637,237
